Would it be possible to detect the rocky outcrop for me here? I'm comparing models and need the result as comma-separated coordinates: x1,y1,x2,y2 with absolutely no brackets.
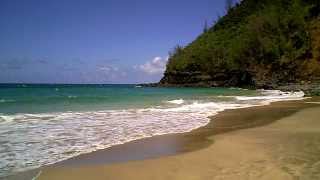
155,0,320,95
158,70,254,88
277,82,320,96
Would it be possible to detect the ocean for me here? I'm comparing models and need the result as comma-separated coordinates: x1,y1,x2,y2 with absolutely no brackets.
0,84,305,178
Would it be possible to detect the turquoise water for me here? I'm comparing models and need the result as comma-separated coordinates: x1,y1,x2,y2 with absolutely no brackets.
0,84,257,114
0,84,304,178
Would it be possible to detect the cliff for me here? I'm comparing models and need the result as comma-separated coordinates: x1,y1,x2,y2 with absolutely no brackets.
159,0,320,91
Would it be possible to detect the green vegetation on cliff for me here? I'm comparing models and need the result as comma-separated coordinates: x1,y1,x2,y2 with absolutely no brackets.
160,0,320,88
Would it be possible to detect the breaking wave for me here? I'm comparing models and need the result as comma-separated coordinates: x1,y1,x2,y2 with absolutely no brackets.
0,90,305,177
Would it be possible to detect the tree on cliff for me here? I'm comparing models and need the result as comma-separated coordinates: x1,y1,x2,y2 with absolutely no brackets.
162,0,320,87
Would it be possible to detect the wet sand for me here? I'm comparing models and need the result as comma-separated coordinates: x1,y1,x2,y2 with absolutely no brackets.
34,98,320,179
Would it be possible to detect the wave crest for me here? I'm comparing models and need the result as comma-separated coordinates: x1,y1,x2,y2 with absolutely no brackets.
167,99,184,104
0,89,306,177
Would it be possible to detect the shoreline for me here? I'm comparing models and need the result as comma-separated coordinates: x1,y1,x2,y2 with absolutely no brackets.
51,98,315,167
6,97,319,180
33,97,320,179
140,83,320,96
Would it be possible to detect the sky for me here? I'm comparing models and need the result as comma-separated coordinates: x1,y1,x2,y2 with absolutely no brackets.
0,0,227,84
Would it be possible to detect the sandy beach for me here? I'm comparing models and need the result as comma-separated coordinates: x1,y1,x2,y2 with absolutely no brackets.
2,0,320,179
32,97,320,180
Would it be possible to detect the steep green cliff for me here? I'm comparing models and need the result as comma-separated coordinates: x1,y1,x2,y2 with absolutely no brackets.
160,0,320,89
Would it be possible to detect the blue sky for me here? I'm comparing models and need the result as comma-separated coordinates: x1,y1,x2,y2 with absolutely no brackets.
0,0,227,84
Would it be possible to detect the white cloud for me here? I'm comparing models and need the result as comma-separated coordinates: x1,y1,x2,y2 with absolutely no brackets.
98,65,126,81
136,56,167,75
99,66,119,73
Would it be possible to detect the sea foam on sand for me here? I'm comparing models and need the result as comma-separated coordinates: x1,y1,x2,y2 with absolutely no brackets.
0,90,305,178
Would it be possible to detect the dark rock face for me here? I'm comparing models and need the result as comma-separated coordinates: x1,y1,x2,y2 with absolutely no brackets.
158,70,255,88
277,83,320,96
153,69,320,96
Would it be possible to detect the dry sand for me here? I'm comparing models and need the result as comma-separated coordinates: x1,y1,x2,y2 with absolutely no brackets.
37,98,320,180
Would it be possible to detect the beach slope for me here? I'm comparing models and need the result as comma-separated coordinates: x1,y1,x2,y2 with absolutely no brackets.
38,99,320,180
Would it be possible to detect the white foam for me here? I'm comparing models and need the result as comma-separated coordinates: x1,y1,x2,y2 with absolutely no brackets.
167,99,184,104
0,89,307,178
305,102,320,104
0,115,15,123
67,95,77,99
235,90,305,101
0,99,15,103
0,101,253,177
31,170,42,180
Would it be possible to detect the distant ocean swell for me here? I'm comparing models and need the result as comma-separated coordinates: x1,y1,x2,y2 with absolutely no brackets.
0,90,305,178
0,99,15,103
